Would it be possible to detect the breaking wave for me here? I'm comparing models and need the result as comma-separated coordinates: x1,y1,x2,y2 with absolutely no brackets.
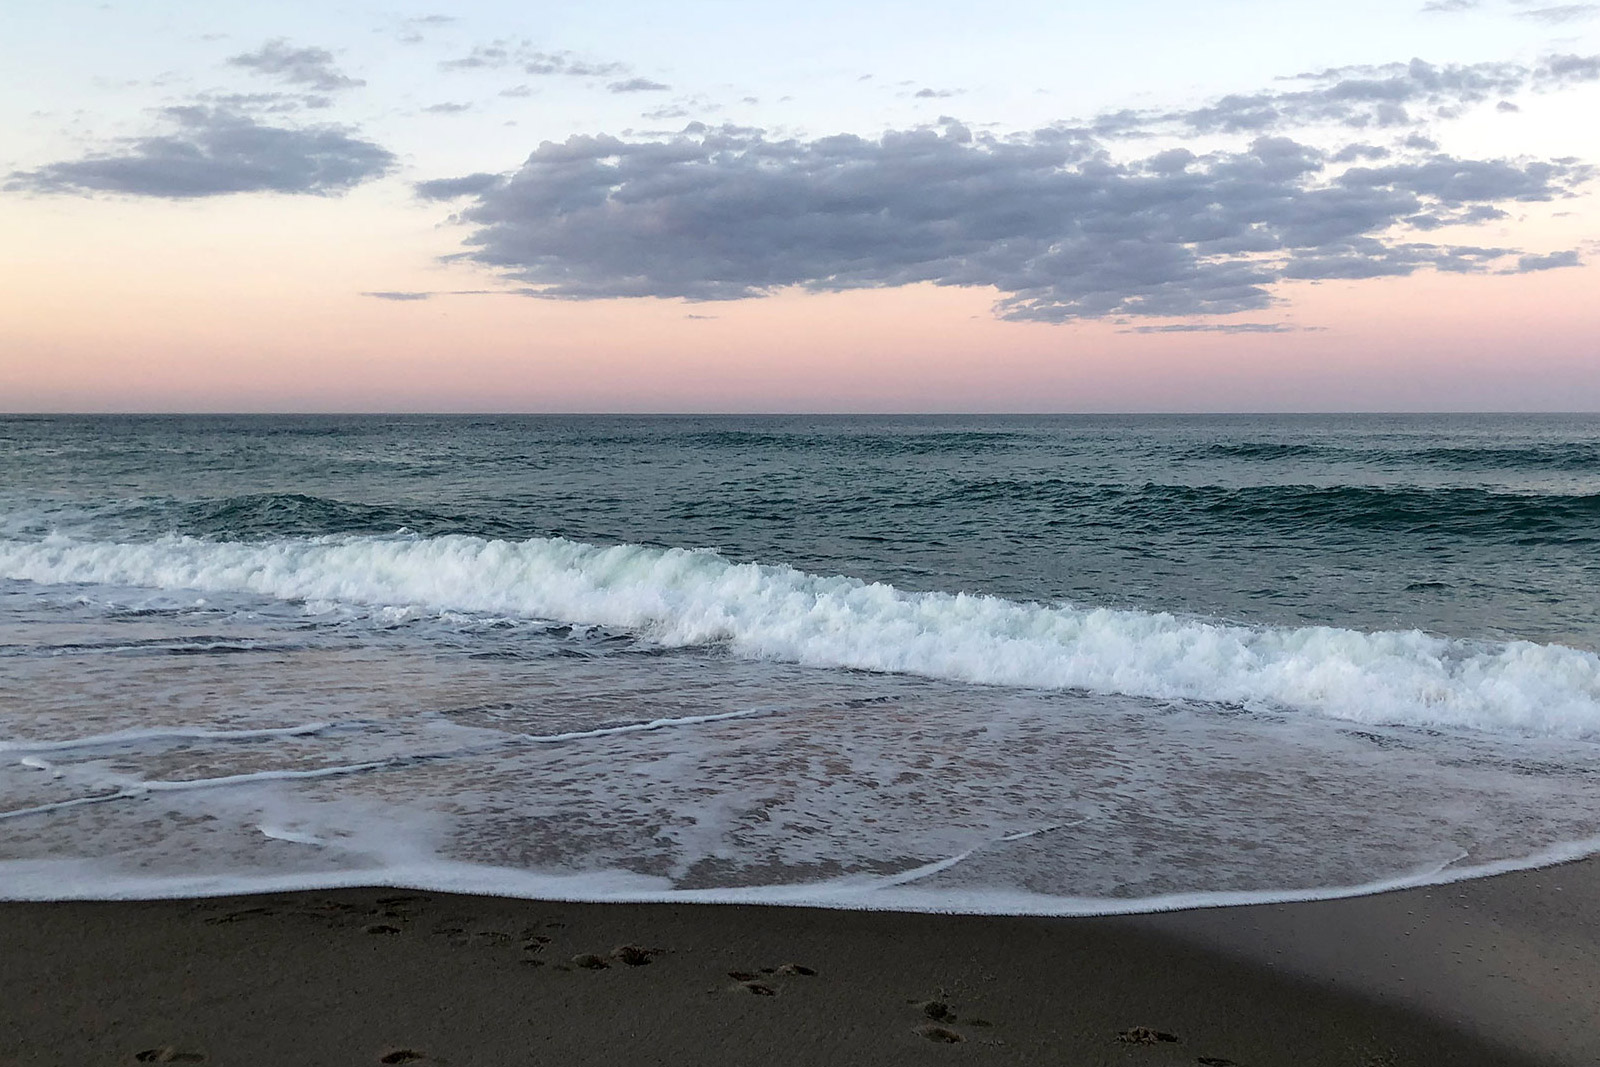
4,532,1599,738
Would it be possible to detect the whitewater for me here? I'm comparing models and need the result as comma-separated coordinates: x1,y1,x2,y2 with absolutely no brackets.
5,532,1598,736
4,413,1600,913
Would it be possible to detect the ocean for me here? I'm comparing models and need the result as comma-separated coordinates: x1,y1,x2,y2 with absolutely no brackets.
2,413,1599,912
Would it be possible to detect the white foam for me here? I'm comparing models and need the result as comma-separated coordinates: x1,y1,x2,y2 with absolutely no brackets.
1,833,1597,915
5,532,1600,737
0,722,335,757
256,824,325,846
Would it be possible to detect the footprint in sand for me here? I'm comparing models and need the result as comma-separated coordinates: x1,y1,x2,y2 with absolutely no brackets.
378,1049,427,1064
610,943,663,966
723,961,815,996
1117,1026,1180,1045
914,1024,965,1044
202,906,274,925
133,1048,205,1063
907,991,995,1043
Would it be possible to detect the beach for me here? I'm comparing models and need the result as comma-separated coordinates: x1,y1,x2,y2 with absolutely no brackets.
6,415,1600,1066
5,856,1596,1066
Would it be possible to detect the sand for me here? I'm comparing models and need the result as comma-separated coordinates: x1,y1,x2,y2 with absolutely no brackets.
3,858,1596,1066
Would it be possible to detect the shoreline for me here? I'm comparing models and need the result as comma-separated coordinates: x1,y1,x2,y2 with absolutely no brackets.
6,859,1597,1066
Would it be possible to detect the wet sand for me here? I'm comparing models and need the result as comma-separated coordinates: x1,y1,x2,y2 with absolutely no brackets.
3,858,1596,1066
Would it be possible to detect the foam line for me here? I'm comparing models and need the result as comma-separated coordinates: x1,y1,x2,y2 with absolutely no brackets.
0,723,338,756
0,792,128,822
513,704,784,744
3,835,1599,916
0,707,795,823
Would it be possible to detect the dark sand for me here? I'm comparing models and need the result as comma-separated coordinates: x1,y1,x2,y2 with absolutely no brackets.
3,858,1596,1067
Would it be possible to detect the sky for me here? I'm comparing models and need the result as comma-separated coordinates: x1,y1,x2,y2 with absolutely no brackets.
2,0,1598,412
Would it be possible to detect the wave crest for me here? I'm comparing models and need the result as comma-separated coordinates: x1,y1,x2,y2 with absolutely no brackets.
4,532,1599,737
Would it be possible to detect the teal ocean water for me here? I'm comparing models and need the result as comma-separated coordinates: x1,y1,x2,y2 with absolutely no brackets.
3,414,1599,910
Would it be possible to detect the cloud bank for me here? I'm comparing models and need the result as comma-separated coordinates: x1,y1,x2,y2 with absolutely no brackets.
417,110,1588,320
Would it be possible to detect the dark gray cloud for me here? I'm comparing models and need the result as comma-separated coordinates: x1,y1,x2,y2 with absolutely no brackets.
7,107,394,198
609,78,671,93
415,120,1588,321
363,290,433,301
914,88,963,99
227,39,363,92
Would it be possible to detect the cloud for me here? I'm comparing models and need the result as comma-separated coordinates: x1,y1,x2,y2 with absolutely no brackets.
415,171,502,199
1424,0,1598,18
1539,53,1600,84
1121,322,1322,333
440,41,628,78
1084,55,1598,138
360,288,508,300
7,107,394,198
415,119,1588,322
1514,249,1582,270
914,88,963,99
395,14,458,43
423,101,473,114
440,44,512,70
227,39,363,92
1516,3,1598,21
609,78,671,93
192,90,333,114
525,53,626,77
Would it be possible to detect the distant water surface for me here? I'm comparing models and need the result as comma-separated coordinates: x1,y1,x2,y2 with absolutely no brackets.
2,414,1598,910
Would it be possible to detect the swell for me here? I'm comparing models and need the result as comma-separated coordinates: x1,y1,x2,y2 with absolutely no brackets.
943,481,1600,543
105,493,534,542
1196,440,1600,471
681,429,1027,455
28,480,1600,548
3,532,1598,737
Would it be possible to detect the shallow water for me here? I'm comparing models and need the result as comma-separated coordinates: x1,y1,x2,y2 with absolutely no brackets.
2,414,1599,910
